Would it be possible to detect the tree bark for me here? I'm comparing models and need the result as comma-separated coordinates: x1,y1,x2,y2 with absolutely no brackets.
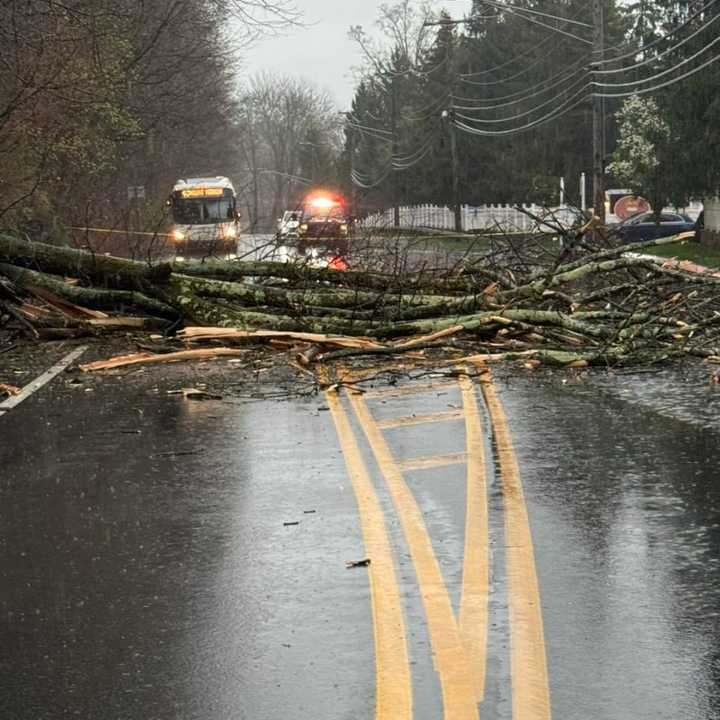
0,263,178,318
0,234,171,288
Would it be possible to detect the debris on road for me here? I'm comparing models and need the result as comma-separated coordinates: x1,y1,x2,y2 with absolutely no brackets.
3,225,720,381
167,387,223,401
80,348,250,372
283,521,300,527
346,559,371,568
0,383,20,399
150,448,206,458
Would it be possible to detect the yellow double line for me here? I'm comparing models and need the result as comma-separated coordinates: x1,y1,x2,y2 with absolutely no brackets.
326,370,551,720
325,390,412,718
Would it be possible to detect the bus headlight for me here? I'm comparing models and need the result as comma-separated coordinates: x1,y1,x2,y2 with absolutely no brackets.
224,225,237,239
300,223,308,232
172,229,185,242
340,224,348,233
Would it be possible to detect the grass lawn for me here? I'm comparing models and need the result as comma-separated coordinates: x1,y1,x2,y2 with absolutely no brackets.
649,239,720,269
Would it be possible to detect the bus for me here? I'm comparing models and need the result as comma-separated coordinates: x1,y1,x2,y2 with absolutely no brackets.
168,176,240,257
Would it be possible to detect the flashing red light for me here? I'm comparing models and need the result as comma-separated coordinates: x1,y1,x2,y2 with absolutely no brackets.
306,192,345,209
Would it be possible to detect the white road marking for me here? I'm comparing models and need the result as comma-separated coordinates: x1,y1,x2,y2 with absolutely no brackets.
0,346,88,417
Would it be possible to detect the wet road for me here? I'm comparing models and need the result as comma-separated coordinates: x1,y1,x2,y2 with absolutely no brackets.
1,364,720,719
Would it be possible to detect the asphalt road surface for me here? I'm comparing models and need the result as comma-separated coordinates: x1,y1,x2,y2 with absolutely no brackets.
1,360,720,719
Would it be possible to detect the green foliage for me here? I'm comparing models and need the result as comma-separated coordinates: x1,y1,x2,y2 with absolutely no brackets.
608,95,671,208
347,0,631,211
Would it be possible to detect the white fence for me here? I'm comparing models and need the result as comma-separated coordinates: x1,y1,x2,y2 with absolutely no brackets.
359,204,579,233
359,201,704,233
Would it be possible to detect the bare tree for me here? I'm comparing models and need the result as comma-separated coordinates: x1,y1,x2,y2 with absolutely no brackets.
0,0,300,241
234,74,342,230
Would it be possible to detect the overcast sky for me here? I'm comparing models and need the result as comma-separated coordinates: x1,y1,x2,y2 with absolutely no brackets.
241,1,473,109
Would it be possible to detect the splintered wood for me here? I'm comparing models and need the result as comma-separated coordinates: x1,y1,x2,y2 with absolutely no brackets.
80,348,250,372
4,227,720,371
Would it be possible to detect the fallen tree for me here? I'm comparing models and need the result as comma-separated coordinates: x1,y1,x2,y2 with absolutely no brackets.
1,226,718,371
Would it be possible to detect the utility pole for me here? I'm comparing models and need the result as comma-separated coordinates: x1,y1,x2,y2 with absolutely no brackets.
592,0,606,224
390,76,400,228
447,109,462,233
347,120,357,222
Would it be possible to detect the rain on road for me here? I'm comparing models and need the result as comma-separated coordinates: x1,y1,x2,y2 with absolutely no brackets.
1,360,720,719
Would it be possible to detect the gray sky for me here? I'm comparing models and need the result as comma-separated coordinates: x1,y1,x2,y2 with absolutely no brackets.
242,1,472,109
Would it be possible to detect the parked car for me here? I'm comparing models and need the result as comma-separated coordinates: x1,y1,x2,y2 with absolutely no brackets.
616,211,695,242
277,210,302,239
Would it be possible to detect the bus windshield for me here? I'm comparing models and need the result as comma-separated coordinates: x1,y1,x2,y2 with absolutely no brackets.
172,197,234,225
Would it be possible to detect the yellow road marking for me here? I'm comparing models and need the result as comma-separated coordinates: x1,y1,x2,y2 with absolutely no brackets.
325,389,413,720
362,381,458,399
377,410,464,429
458,375,489,702
398,453,468,472
349,391,479,720
478,371,552,720
69,225,174,238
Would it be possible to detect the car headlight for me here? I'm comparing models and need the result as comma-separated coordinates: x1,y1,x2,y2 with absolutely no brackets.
340,224,348,233
300,223,308,231
172,229,185,242
224,225,237,239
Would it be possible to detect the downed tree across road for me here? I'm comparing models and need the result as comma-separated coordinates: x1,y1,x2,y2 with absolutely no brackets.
2,228,720,372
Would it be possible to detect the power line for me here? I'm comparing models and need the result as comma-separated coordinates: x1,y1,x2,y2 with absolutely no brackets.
479,0,592,29
483,0,592,46
593,0,720,62
460,33,557,78
593,48,720,98
453,84,591,137
452,74,590,124
593,8,720,76
452,63,587,110
592,31,720,89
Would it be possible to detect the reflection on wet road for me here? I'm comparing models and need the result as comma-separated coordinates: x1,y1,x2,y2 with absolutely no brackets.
1,367,720,719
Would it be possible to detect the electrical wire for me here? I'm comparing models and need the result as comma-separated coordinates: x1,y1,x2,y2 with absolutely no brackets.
453,43,720,136
459,49,564,87
346,116,392,136
593,48,720,98
479,0,591,29
392,136,435,169
400,92,450,122
460,32,557,78
452,63,588,110
370,53,450,80
351,166,392,188
593,9,720,76
484,0,592,46
593,0,720,63
592,31,720,89
453,83,591,137
452,75,591,124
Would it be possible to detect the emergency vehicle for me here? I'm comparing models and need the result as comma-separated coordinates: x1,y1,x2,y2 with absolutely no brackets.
297,192,349,240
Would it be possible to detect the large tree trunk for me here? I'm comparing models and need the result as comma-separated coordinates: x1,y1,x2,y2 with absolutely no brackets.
0,234,171,288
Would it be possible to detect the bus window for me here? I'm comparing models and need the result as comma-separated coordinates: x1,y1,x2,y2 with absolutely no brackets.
173,197,234,225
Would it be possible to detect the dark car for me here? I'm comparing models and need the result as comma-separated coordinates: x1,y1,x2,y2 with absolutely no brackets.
616,211,695,242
